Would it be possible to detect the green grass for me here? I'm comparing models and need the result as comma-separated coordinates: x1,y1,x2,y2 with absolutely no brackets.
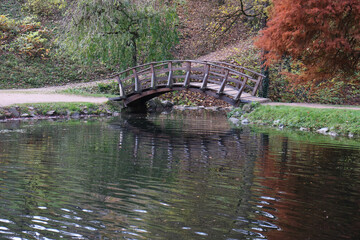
16,102,101,115
58,80,120,99
0,101,123,117
59,88,119,98
0,54,110,89
243,105,360,135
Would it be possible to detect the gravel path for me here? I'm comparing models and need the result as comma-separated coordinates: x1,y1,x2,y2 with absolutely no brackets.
0,90,108,107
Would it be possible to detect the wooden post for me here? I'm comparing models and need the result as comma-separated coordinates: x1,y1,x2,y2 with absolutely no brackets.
167,61,173,87
133,68,141,93
217,70,229,95
116,76,126,99
235,77,248,100
252,75,263,96
183,61,191,87
237,69,245,89
150,64,157,89
200,64,210,90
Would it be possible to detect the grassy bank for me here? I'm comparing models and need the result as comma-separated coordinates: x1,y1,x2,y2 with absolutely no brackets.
229,105,360,136
0,101,123,120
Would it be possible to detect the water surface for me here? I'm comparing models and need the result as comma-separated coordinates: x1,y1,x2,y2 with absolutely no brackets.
0,114,359,239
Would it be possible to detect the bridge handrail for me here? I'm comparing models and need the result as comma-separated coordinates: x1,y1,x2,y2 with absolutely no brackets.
109,60,261,81
204,61,266,78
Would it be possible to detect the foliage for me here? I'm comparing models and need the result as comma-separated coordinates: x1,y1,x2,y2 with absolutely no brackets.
0,54,109,89
244,105,360,135
227,38,262,72
22,0,67,16
255,0,360,87
60,0,179,70
0,15,51,58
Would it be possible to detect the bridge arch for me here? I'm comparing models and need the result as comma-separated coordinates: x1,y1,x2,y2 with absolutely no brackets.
109,60,269,110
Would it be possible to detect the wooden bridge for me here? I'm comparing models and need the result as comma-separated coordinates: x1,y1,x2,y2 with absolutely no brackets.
110,60,269,110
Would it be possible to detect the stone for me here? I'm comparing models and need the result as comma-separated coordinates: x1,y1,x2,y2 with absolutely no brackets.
348,132,354,138
273,119,280,125
242,104,252,113
186,107,199,111
241,118,250,124
299,127,309,131
46,110,56,116
229,117,240,125
161,100,174,108
71,112,80,119
173,106,186,111
328,131,338,137
9,107,20,118
316,127,329,134
21,113,30,118
112,112,121,116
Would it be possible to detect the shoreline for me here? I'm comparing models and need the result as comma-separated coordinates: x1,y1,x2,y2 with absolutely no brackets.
1,102,359,140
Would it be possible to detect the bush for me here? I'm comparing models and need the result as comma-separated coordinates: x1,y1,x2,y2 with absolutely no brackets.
0,15,51,58
22,0,67,16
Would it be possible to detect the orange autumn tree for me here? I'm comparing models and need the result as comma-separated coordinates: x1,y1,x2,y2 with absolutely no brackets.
255,0,360,87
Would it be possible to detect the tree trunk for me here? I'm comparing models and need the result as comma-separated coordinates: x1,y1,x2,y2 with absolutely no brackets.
131,35,137,66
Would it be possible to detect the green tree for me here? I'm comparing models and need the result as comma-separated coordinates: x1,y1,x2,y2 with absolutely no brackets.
60,0,179,70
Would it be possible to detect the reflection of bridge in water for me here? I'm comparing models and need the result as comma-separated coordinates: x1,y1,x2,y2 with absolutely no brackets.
110,116,280,239
111,116,261,167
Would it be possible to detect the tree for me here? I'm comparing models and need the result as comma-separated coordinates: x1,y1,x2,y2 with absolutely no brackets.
211,0,270,35
255,0,360,87
60,0,179,70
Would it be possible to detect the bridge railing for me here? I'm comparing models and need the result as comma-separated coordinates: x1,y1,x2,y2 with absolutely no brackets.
112,60,264,101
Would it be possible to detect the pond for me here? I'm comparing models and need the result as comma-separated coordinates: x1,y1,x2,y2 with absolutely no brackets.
0,113,359,240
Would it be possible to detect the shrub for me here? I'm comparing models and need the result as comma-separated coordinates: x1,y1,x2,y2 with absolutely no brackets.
22,0,67,16
0,15,51,58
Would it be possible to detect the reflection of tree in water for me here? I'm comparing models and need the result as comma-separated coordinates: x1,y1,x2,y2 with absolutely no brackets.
254,134,360,240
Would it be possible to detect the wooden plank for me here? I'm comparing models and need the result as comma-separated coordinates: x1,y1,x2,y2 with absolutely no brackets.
235,77,248,100
217,70,229,95
201,64,210,89
183,61,191,87
150,64,157,89
167,62,173,87
116,76,125,98
133,69,141,93
252,75,263,96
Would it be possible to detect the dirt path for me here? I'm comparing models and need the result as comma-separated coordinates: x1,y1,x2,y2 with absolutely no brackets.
0,90,108,107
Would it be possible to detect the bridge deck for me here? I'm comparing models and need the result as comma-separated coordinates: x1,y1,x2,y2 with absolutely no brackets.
189,83,270,103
